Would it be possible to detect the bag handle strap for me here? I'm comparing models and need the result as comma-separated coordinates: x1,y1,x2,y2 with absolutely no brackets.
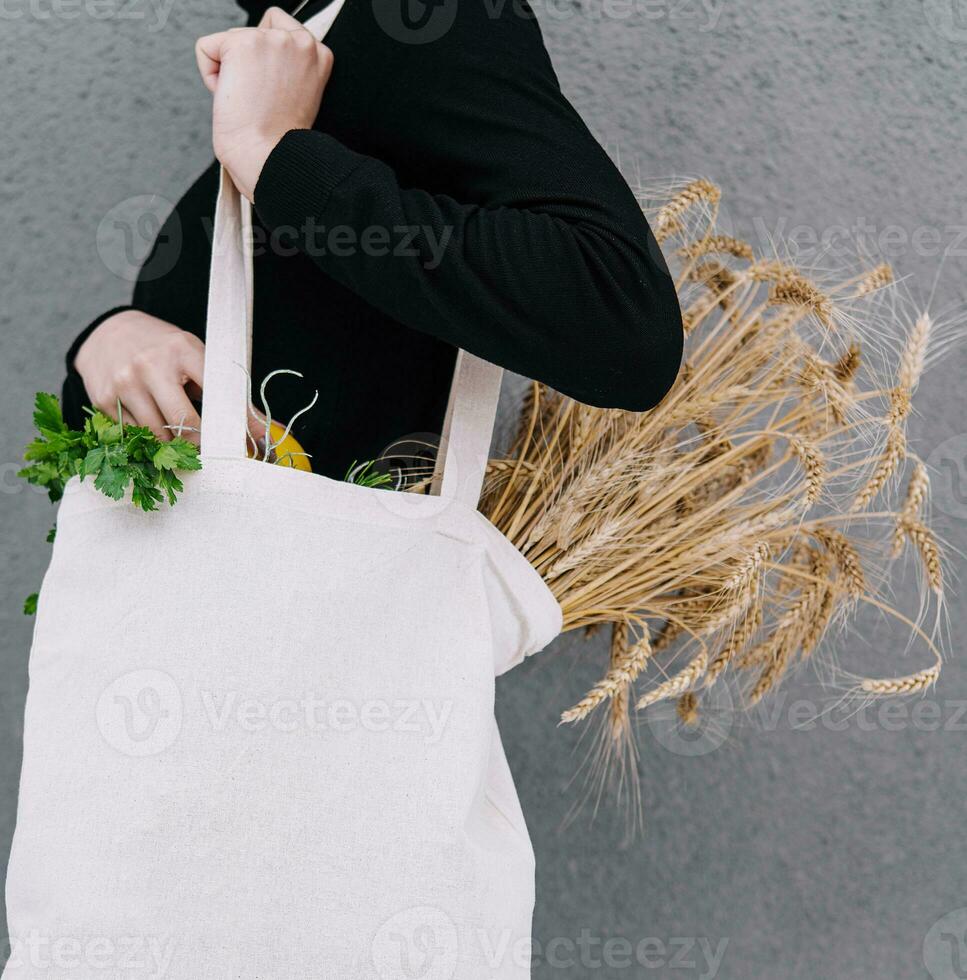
429,348,503,504
201,168,254,463
201,0,503,510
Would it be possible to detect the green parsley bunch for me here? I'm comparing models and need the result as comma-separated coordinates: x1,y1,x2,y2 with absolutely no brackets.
20,392,201,510
19,393,202,613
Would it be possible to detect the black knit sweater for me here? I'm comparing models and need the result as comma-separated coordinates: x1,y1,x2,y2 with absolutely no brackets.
62,0,682,479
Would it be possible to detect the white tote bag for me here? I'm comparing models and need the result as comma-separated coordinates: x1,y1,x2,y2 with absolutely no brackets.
4,6,562,976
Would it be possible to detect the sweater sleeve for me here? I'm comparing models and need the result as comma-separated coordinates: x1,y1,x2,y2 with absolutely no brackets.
253,0,682,411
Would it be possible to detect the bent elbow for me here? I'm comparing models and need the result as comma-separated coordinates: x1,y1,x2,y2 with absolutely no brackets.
586,272,684,413
583,227,684,411
527,225,684,412
616,299,684,411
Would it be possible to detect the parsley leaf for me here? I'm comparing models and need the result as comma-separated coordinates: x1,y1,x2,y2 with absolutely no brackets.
32,392,67,437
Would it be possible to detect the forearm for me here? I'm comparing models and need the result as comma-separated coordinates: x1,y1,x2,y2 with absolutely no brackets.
254,129,682,410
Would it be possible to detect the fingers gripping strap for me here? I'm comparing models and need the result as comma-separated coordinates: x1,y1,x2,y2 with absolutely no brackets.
200,0,504,508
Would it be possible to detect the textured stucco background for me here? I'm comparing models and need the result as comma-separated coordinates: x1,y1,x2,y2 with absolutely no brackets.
1,0,966,977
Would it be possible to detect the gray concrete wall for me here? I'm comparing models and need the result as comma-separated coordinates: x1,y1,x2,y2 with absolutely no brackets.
1,0,965,977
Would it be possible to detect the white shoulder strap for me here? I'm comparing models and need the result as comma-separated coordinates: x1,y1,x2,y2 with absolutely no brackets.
301,0,347,37
202,0,503,510
430,349,503,507
201,168,253,462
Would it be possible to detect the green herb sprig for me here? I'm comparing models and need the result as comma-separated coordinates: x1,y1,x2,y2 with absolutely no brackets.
343,458,396,489
19,393,201,510
19,393,202,614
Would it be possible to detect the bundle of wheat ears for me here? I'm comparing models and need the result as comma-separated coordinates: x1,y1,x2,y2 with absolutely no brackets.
466,178,954,765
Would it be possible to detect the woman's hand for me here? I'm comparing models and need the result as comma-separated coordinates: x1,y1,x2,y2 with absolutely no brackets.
195,8,335,201
74,311,204,443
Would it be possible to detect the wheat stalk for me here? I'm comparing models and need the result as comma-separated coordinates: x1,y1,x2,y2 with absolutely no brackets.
855,263,893,297
653,179,720,242
676,692,700,725
636,653,708,710
472,181,951,790
901,520,943,594
833,342,862,383
678,235,754,261
768,272,834,326
560,628,653,725
861,665,940,695
893,462,930,557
